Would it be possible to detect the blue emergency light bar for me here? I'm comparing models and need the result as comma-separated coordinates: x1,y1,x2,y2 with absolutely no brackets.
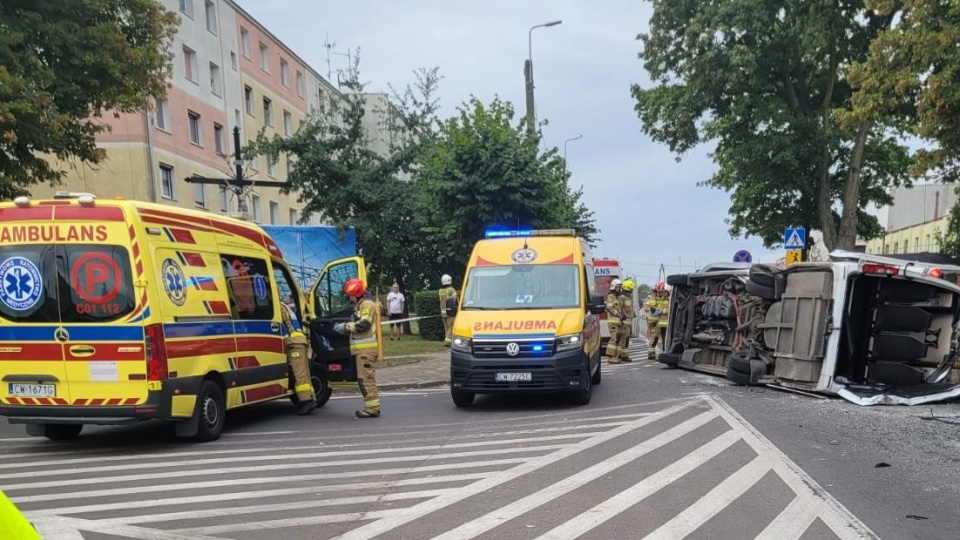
483,228,576,239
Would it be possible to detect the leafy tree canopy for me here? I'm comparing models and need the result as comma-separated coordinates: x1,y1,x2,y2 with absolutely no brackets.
0,0,178,197
631,0,912,251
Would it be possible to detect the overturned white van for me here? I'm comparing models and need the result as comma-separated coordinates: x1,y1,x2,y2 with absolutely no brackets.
661,251,960,406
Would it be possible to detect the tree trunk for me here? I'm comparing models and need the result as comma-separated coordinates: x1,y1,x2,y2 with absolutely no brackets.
836,121,874,251
816,35,839,253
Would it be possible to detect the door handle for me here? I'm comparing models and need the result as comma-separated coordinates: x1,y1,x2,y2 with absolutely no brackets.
69,345,95,357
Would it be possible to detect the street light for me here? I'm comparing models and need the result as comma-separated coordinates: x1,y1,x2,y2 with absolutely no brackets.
525,20,562,134
563,134,583,163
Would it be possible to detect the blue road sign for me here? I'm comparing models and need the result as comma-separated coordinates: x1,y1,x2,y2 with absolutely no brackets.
733,250,752,263
784,227,806,249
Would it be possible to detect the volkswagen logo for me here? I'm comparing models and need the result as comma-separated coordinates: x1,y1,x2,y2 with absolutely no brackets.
506,342,520,356
54,328,70,343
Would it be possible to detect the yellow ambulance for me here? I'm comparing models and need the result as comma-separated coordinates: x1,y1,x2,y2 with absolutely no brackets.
446,229,606,407
0,192,361,442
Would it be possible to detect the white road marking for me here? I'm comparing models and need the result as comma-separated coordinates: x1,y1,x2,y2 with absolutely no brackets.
754,495,822,540
429,410,720,540
329,401,696,540
174,509,407,535
533,429,741,540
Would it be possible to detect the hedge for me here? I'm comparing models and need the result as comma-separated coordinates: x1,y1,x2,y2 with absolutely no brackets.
413,290,445,341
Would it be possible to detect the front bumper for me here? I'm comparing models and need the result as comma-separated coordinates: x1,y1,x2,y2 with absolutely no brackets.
0,377,201,426
450,347,587,393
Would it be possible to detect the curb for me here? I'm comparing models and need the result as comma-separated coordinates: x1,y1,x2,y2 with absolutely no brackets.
379,380,448,391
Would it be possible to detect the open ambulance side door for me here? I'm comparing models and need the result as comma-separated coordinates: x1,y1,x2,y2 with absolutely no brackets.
306,256,367,384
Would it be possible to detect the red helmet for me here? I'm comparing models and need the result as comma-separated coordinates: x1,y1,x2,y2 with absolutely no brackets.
343,278,366,298
655,281,666,291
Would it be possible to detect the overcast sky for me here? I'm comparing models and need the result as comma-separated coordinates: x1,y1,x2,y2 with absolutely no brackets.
238,0,783,284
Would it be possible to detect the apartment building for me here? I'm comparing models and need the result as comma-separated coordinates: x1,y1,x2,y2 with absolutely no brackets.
34,0,352,226
865,183,959,256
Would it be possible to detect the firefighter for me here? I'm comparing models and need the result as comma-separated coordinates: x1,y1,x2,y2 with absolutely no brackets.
439,274,458,346
657,283,671,349
0,489,41,540
644,281,668,359
604,278,624,363
619,279,637,362
334,278,382,418
280,300,316,415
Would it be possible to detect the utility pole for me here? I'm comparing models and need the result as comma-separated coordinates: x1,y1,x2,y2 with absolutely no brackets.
184,127,289,219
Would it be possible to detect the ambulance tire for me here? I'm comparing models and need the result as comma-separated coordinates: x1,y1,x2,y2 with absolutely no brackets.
591,358,602,385
43,423,83,441
193,380,226,442
570,357,593,406
451,389,475,407
290,374,332,409
666,274,690,287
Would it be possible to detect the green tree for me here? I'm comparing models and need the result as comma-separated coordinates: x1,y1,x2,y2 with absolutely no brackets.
631,0,910,252
846,0,960,181
248,55,441,295
0,0,178,196
936,187,960,257
416,96,599,283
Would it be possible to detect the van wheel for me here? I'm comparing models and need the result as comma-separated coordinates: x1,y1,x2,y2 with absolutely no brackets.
571,359,593,406
193,380,226,442
591,358,602,385
451,389,475,407
43,424,83,441
290,375,332,409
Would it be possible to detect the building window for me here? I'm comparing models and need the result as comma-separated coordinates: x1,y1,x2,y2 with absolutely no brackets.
280,59,290,87
244,86,254,115
289,208,298,225
183,46,198,82
214,123,225,155
240,27,251,58
283,111,293,136
266,154,278,177
259,42,270,72
263,97,273,126
204,0,216,33
296,71,305,97
926,234,932,251
246,156,257,172
188,111,202,145
154,99,169,131
251,194,262,223
160,164,175,200
218,185,229,212
230,51,238,70
178,0,193,18
194,182,206,209
915,237,920,253
269,202,280,224
234,108,241,128
893,242,898,254
209,62,222,96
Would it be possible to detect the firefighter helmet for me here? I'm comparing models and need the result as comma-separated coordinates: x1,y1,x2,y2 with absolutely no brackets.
441,274,452,285
344,278,366,298
622,279,636,292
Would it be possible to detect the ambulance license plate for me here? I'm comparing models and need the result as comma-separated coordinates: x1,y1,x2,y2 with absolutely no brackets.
8,383,55,398
495,372,531,382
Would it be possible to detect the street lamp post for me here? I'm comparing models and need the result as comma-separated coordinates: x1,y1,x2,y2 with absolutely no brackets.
524,20,562,135
563,134,583,165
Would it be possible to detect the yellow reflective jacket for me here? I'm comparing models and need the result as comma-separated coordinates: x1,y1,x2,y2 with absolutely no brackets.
439,286,457,317
605,291,623,324
346,298,380,356
619,293,635,320
0,489,41,540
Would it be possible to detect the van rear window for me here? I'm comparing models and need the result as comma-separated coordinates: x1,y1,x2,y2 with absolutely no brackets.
0,244,135,323
58,245,136,323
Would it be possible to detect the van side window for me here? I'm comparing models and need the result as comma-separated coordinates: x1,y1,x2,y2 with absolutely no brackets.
222,254,274,320
272,262,302,320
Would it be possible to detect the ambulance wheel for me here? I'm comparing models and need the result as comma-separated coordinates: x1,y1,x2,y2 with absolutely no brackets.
193,380,226,442
451,389,475,407
570,358,593,406
290,375,332,409
43,424,83,441
591,359,602,385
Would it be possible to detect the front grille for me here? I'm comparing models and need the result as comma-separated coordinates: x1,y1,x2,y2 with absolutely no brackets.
473,340,554,358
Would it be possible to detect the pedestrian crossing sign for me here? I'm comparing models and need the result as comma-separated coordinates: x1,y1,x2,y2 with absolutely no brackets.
784,227,806,249
786,250,803,265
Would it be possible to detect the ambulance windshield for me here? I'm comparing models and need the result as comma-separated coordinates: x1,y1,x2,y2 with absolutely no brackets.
462,264,580,310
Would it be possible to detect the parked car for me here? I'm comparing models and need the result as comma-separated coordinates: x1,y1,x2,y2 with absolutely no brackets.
661,251,960,406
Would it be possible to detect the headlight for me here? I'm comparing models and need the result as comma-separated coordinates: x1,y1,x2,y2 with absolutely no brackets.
556,333,583,352
451,335,472,353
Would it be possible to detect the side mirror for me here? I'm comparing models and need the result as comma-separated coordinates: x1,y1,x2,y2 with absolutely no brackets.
587,293,605,315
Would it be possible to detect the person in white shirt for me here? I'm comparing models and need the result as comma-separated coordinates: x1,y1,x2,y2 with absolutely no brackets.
386,283,405,340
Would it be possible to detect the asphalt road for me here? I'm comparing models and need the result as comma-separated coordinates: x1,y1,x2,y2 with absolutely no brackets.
2,344,959,540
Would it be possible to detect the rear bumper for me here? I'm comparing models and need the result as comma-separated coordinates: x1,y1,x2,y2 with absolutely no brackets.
450,347,589,394
0,377,201,426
